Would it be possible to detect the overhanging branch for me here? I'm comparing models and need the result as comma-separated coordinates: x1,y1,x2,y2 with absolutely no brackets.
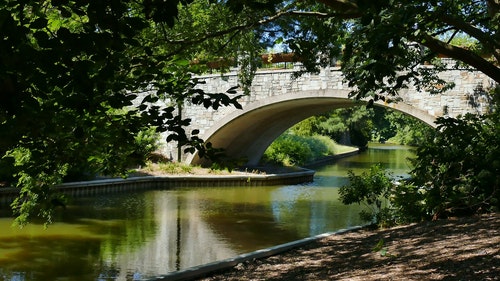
315,0,360,16
440,14,500,51
165,9,348,47
422,35,500,84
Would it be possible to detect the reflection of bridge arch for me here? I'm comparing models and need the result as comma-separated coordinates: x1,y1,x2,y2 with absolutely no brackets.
188,89,436,166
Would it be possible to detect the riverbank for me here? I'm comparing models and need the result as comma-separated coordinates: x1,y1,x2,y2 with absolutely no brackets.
1,149,363,209
0,167,314,205
195,213,499,280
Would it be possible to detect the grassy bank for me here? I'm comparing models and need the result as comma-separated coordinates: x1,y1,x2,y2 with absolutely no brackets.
262,134,357,166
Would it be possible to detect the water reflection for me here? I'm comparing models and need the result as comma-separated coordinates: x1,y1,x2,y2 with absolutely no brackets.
270,185,363,236
0,145,414,281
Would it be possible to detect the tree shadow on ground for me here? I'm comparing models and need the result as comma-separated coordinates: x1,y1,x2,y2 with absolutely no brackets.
199,213,499,281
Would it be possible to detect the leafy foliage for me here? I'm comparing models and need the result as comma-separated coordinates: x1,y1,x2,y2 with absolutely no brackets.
295,0,499,99
339,163,429,227
263,134,313,166
0,0,242,225
340,88,500,226
410,89,500,218
373,108,435,146
290,107,374,147
291,106,432,147
339,164,394,224
162,0,500,100
263,133,336,166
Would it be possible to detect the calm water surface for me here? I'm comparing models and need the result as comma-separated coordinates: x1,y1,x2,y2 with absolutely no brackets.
0,144,414,281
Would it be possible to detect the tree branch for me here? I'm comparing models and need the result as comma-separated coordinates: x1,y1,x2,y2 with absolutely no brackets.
165,9,348,47
439,14,500,50
315,0,360,16
289,10,360,19
422,34,500,84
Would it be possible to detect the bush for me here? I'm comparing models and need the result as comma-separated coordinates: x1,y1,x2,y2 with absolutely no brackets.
389,181,427,223
380,109,434,146
134,127,161,164
263,133,336,166
263,134,313,166
410,111,500,219
339,164,394,226
340,87,500,226
339,164,428,227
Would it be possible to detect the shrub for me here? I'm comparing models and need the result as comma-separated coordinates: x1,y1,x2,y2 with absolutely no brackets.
134,127,161,164
339,164,394,225
410,111,500,218
263,134,313,166
263,133,336,166
339,164,428,227
340,87,500,226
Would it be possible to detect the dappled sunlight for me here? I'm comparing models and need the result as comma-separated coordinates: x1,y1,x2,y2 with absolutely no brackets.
199,213,499,280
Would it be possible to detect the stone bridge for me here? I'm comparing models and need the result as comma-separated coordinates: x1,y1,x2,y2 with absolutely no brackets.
160,63,495,166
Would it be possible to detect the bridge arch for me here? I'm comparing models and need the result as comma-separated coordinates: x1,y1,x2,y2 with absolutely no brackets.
188,89,437,166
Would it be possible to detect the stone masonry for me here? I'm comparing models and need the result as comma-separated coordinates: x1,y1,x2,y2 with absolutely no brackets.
156,63,495,163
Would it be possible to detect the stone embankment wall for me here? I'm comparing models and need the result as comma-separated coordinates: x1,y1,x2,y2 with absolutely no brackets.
0,170,314,206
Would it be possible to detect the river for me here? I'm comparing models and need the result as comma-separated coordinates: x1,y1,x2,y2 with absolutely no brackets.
0,144,414,281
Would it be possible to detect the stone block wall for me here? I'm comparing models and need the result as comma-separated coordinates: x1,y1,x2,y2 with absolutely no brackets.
149,64,495,162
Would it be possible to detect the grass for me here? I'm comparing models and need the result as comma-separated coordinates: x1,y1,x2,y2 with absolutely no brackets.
139,161,195,175
333,142,359,154
137,161,245,176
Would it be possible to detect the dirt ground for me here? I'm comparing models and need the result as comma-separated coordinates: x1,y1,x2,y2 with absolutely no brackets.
197,213,499,281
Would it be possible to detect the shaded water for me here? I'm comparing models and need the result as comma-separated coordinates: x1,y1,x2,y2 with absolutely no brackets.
0,144,414,281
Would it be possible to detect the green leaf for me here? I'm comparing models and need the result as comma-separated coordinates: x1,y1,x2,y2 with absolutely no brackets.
58,7,72,18
33,31,50,47
174,58,190,66
372,238,385,252
30,18,48,29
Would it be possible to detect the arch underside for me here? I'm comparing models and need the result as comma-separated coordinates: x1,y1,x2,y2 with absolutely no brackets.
188,92,436,167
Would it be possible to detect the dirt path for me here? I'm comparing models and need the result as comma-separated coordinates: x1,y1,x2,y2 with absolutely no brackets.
197,213,499,280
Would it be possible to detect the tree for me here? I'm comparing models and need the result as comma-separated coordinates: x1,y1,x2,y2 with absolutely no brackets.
165,0,499,99
292,107,379,147
340,88,500,225
372,108,435,145
319,0,499,100
339,164,396,225
0,0,242,225
410,91,500,218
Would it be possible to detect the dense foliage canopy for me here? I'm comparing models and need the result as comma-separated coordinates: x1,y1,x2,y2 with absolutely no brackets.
0,0,242,225
169,0,499,99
